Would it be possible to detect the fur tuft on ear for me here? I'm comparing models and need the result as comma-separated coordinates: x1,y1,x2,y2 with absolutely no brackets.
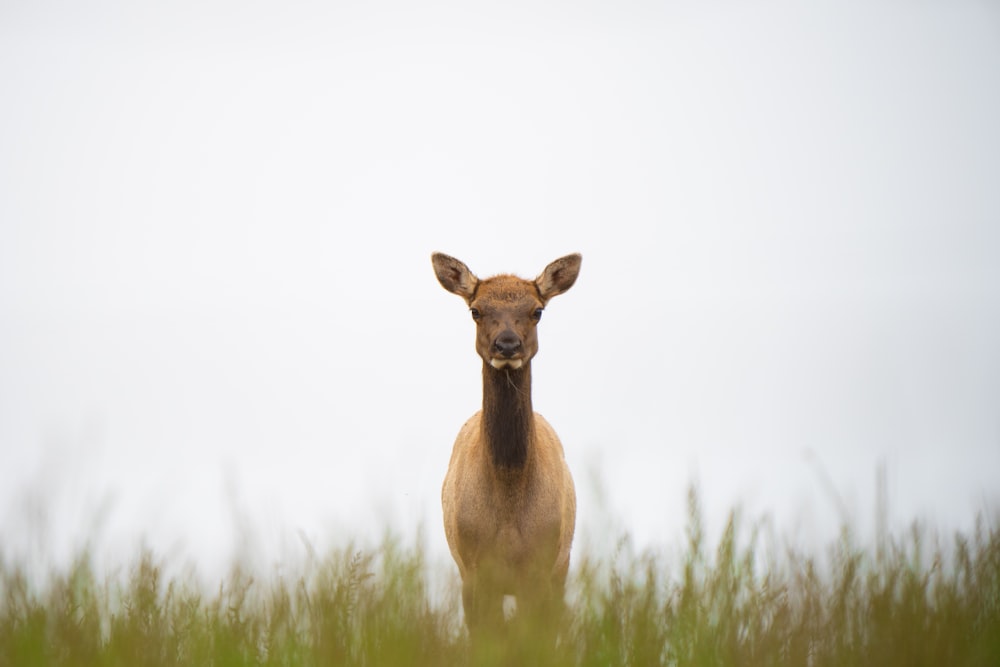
431,253,479,301
536,253,582,302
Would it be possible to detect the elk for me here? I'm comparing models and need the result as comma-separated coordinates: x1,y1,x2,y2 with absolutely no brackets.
431,252,581,641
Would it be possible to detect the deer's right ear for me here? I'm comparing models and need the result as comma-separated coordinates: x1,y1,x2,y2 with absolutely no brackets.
432,253,478,301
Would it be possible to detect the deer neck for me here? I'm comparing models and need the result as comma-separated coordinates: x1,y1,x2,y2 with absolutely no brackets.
481,363,534,470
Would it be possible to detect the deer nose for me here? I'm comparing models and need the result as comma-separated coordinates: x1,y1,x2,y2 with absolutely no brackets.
493,331,522,358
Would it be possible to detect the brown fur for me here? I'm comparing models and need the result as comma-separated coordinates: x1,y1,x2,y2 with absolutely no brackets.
431,252,581,638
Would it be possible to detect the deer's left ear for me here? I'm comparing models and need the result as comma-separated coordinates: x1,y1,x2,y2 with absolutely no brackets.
536,254,582,302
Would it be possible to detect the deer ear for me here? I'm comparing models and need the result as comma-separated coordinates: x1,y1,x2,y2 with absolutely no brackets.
536,253,582,302
432,253,478,300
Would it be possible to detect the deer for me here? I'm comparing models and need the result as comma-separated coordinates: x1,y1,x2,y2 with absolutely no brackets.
431,252,581,645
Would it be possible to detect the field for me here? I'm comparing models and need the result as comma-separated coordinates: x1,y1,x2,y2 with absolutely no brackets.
2,489,998,667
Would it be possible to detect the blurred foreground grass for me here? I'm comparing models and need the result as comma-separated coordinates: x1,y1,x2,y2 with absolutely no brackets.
2,490,998,666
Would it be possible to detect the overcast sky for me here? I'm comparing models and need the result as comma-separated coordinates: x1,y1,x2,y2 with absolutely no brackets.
2,0,999,580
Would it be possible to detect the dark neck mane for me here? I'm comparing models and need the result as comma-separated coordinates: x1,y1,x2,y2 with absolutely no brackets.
481,363,534,469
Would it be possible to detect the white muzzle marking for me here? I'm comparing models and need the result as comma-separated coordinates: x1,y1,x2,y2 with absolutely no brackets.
490,358,523,370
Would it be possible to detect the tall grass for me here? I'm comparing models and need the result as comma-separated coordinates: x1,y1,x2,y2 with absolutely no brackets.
2,490,998,666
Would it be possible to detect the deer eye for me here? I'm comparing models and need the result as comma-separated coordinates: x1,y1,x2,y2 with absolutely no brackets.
533,308,544,321
470,308,481,321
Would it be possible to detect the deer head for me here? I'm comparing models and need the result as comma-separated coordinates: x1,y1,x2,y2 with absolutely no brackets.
432,253,582,370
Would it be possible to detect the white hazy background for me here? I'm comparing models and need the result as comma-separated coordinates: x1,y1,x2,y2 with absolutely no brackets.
2,0,999,580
